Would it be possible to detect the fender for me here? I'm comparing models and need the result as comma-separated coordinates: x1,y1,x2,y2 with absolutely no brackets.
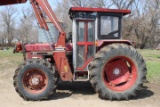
96,40,132,51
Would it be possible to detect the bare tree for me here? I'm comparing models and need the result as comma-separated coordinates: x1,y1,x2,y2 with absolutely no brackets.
16,7,38,43
70,0,107,7
76,0,110,8
0,31,5,45
0,6,17,46
146,0,160,48
111,0,135,9
122,0,160,48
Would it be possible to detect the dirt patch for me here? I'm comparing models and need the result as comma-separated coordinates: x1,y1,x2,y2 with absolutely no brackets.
0,66,160,107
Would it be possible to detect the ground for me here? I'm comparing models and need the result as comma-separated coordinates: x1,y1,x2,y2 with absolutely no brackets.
0,49,160,107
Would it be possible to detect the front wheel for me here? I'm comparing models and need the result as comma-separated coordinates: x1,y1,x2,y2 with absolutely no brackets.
89,44,147,100
13,59,58,101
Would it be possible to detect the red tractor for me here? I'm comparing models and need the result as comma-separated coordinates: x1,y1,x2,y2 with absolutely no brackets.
1,0,147,101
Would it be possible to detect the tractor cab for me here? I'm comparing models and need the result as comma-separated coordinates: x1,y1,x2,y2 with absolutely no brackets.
69,7,130,40
69,7,131,80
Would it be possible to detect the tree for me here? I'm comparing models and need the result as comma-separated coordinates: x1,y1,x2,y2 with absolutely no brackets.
0,31,5,45
70,0,107,7
0,6,17,46
145,0,160,48
122,0,160,48
110,0,135,9
16,7,38,43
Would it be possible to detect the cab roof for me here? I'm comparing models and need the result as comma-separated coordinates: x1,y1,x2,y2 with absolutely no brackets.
69,7,131,16
0,0,27,6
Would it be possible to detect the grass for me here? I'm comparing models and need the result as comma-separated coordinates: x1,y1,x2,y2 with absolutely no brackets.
138,49,160,60
0,49,22,58
0,48,159,82
0,48,23,69
138,49,160,82
146,62,160,80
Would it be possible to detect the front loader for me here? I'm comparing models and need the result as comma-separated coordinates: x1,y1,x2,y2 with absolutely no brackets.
0,0,147,101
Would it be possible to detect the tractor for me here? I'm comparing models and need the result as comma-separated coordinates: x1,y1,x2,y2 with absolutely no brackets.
0,0,147,101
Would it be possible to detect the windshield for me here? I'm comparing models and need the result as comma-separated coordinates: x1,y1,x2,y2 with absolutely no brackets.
99,16,120,39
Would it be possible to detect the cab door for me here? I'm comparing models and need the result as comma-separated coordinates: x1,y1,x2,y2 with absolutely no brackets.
76,20,95,70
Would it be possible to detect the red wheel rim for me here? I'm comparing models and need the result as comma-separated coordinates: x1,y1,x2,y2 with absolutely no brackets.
22,68,48,94
102,56,137,92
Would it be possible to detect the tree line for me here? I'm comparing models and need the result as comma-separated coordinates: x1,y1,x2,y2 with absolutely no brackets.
0,0,160,49
0,6,38,46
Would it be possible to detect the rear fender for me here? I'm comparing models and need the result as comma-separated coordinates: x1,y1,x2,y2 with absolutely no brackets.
96,40,132,51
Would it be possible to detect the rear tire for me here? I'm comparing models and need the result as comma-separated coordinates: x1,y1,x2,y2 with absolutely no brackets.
89,44,147,100
13,59,58,101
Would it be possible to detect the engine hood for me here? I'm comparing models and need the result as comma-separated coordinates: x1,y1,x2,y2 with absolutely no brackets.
25,43,73,52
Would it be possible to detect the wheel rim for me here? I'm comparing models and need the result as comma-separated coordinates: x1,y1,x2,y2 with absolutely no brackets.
22,68,48,94
102,56,137,92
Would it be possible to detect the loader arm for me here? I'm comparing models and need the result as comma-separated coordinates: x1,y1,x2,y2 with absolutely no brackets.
30,0,73,81
0,0,27,5
0,0,73,81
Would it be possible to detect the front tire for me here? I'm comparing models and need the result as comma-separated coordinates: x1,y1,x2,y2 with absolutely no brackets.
13,59,58,101
89,44,147,100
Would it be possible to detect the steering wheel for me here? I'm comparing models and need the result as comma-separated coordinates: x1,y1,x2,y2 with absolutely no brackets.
107,30,119,36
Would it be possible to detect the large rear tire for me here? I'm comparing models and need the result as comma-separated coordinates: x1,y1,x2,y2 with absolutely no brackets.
13,59,58,101
88,44,147,100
